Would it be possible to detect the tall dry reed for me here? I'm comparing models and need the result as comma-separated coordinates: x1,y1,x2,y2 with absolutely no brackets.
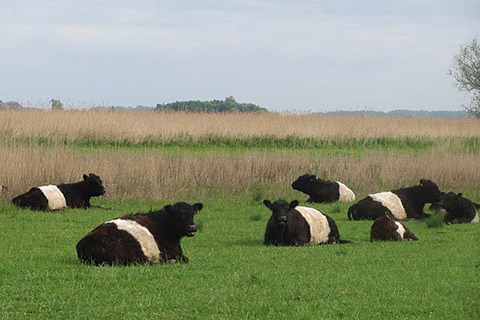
1,146,478,201
1,109,479,142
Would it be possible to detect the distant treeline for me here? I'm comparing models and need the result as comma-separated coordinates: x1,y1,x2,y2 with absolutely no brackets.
316,109,470,119
1,98,470,118
155,96,268,113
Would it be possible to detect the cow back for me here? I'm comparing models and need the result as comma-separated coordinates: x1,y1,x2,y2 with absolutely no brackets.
38,185,67,210
106,219,161,263
295,206,330,244
369,192,406,219
336,181,355,202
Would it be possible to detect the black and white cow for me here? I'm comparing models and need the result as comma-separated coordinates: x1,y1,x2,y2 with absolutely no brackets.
370,212,419,242
291,174,355,203
263,199,350,246
12,173,106,210
441,192,479,224
347,179,443,220
76,202,203,265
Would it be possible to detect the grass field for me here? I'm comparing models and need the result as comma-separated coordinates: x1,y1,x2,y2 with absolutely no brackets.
0,110,479,319
0,198,478,319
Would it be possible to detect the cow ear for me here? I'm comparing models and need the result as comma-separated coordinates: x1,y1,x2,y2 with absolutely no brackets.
289,200,299,208
164,205,173,213
193,203,203,213
83,174,89,181
457,193,462,198
419,179,426,186
310,175,316,180
263,200,272,210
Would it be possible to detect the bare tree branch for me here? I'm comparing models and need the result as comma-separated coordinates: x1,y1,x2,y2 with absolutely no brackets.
449,38,480,117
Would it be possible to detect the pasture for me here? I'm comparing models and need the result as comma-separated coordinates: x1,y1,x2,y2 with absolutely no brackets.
0,110,479,319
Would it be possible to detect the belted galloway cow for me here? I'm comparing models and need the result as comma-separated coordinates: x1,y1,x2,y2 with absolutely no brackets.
348,179,442,220
291,174,355,203
263,199,350,246
12,173,106,210
76,201,203,265
441,192,479,224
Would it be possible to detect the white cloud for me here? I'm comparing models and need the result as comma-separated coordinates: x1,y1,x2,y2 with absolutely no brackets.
0,0,479,110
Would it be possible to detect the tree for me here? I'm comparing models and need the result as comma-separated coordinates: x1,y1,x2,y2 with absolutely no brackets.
50,98,64,110
448,37,480,117
155,97,268,113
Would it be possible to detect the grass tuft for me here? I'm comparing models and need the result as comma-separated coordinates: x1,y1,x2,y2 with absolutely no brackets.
250,213,262,222
425,214,445,228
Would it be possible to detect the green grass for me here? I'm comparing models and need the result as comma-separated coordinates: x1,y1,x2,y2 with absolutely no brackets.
4,135,444,155
0,197,478,319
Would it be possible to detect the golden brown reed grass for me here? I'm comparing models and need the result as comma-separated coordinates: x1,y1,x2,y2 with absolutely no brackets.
1,146,479,201
1,109,479,141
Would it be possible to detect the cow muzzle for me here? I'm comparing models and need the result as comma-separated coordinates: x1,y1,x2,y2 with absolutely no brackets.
186,224,197,237
277,216,287,225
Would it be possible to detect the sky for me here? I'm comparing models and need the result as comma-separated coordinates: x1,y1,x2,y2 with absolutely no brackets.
0,0,479,112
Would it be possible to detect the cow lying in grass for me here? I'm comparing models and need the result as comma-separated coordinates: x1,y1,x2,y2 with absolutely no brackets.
76,202,203,265
291,174,355,203
263,199,350,246
348,179,443,220
441,192,479,224
370,212,418,242
12,173,106,210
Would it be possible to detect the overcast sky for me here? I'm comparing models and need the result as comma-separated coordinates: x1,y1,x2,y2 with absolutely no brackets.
1,0,479,111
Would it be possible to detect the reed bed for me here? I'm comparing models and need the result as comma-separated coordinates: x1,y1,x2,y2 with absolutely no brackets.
1,109,479,143
1,146,478,201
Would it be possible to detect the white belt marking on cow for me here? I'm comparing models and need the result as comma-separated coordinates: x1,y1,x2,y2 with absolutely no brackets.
471,212,479,223
336,181,355,202
108,219,161,263
38,185,67,210
369,192,407,220
395,221,406,239
295,206,330,244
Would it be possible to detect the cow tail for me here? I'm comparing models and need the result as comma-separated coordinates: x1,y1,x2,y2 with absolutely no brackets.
339,239,352,244
347,205,356,220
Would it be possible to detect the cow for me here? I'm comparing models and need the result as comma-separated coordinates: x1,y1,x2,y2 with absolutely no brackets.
441,192,479,224
370,212,419,242
76,201,203,265
12,173,106,210
263,199,350,246
347,179,443,221
291,174,355,203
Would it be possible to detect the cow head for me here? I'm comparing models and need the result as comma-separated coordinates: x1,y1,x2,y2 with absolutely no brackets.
263,199,299,227
164,202,203,237
440,191,462,211
83,173,106,196
383,211,398,229
291,174,316,192
419,179,443,203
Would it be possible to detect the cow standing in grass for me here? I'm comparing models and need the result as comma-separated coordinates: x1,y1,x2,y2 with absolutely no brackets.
441,192,479,224
12,174,106,210
348,179,443,220
370,212,419,242
76,202,203,265
291,174,355,203
263,199,350,246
